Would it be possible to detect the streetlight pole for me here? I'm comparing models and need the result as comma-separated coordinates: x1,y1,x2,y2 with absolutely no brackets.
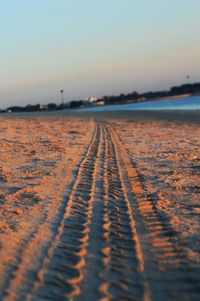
60,89,64,105
186,75,190,82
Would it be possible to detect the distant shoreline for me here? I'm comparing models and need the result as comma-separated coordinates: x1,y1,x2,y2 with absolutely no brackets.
158,93,192,100
1,108,200,124
75,109,200,124
2,82,200,113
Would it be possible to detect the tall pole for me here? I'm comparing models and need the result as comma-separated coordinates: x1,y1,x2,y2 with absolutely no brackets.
186,75,190,82
60,89,64,105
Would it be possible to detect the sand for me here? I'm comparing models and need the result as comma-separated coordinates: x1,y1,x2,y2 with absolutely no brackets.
0,110,200,300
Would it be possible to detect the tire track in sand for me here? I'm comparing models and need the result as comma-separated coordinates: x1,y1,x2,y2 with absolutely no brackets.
76,122,149,301
111,124,200,301
24,122,102,301
26,120,148,301
97,124,149,301
4,119,195,301
1,121,97,301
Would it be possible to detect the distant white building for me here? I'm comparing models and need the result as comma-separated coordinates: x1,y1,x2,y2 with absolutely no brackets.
96,100,105,106
83,96,98,103
40,104,48,110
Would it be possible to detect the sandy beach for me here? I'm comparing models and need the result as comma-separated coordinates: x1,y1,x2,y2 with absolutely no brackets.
0,110,200,301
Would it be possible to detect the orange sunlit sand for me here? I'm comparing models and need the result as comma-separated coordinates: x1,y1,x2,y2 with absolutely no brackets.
0,112,200,300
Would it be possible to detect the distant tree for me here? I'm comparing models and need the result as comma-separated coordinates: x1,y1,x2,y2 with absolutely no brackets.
70,100,83,108
47,103,57,111
7,106,25,112
25,104,40,112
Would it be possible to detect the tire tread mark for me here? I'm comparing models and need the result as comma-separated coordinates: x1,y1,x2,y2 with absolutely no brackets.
23,122,100,300
99,122,150,301
111,123,199,301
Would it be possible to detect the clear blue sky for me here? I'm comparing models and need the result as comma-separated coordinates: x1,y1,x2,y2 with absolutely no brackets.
0,0,199,108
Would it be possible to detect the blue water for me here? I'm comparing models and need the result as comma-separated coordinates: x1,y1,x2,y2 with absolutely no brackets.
79,95,200,112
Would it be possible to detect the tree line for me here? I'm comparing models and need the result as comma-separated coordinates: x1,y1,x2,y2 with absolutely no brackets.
1,82,199,113
97,82,200,106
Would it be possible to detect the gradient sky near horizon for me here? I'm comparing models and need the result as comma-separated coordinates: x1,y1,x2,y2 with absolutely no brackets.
0,0,199,108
